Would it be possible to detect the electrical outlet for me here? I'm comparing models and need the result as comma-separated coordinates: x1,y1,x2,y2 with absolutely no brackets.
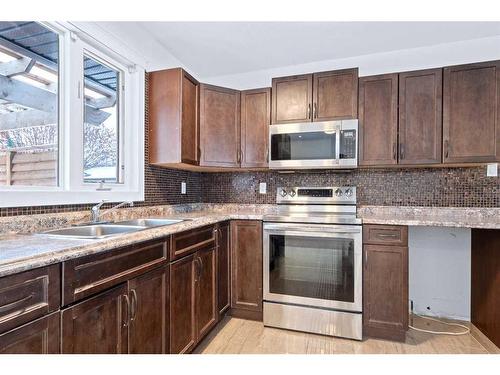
181,182,186,194
487,163,498,177
259,182,267,194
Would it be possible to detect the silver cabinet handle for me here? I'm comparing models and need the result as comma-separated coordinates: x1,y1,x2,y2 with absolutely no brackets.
313,103,318,118
377,233,398,238
307,104,311,119
130,289,138,321
122,294,130,327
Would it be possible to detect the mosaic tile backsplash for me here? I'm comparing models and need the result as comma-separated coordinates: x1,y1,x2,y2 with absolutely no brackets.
200,168,499,208
0,72,498,217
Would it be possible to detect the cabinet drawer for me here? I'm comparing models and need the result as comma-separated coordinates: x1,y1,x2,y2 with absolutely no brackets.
363,225,408,246
0,264,60,334
0,311,60,354
171,225,216,261
63,239,168,305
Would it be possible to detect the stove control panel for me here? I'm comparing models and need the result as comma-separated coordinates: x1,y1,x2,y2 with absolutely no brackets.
276,186,356,204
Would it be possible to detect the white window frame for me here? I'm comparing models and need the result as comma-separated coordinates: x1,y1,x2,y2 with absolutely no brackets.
0,21,145,208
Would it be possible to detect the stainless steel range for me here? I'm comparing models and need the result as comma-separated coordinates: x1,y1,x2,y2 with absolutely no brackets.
263,186,362,340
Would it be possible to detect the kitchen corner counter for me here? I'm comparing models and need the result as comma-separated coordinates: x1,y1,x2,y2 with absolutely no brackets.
358,206,500,229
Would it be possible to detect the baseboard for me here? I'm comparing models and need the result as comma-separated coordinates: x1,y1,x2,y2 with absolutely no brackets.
229,308,263,321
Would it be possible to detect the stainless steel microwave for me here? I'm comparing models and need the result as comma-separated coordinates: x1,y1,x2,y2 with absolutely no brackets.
268,120,358,170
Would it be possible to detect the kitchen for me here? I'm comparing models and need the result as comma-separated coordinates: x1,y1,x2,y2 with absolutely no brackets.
0,3,499,372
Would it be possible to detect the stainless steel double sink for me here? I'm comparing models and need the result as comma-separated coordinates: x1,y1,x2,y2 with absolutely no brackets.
41,218,185,239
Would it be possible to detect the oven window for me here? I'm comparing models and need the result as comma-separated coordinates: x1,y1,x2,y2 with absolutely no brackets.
269,234,354,302
270,131,336,161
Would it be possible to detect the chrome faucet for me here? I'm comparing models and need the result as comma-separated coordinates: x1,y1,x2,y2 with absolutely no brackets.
90,200,134,223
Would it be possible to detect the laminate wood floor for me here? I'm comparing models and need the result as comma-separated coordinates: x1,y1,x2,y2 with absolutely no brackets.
194,316,498,354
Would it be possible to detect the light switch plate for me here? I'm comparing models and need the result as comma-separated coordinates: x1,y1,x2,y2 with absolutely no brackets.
181,182,187,194
259,182,267,194
486,163,498,177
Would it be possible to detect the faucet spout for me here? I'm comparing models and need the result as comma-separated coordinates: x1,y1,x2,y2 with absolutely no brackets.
90,200,134,223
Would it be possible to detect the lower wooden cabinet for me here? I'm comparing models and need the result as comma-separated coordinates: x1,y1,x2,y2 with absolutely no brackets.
217,222,231,317
230,220,263,320
169,254,196,354
62,284,128,354
169,245,217,354
62,266,169,354
128,266,169,354
363,225,409,342
0,311,60,354
195,246,217,340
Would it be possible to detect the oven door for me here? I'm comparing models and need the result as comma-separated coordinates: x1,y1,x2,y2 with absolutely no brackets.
269,121,340,169
263,222,362,312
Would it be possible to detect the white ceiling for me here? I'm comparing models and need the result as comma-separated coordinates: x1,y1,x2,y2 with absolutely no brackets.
133,22,500,78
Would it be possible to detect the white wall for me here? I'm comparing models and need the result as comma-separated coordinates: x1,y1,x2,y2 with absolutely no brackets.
200,35,500,90
409,226,471,321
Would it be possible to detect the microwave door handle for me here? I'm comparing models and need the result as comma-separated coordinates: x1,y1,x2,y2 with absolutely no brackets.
335,123,341,162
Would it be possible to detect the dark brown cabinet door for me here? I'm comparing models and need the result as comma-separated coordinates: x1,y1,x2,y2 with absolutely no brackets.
443,60,500,163
148,68,199,166
230,220,263,317
128,266,169,354
359,73,399,166
195,246,217,341
272,74,313,124
217,222,231,317
241,88,271,167
0,312,60,354
61,284,128,354
313,68,358,121
169,254,196,354
181,71,200,164
200,84,240,167
363,244,408,342
399,68,443,164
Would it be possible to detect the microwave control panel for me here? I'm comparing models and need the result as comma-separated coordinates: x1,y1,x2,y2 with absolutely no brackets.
340,129,357,159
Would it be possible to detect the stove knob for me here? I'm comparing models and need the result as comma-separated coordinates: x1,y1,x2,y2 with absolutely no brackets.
345,188,353,198
279,189,287,197
335,188,343,197
289,189,296,197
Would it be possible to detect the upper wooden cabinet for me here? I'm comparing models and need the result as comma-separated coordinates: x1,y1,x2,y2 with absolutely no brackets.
399,68,443,165
443,60,500,163
149,68,200,166
271,68,358,124
272,74,313,124
241,88,271,168
313,68,358,121
200,84,241,167
358,73,399,166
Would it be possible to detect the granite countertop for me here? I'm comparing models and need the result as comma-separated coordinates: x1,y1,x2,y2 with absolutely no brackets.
0,209,268,278
358,206,500,229
1,204,499,278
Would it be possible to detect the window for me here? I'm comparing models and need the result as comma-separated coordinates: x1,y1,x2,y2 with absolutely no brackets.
0,22,60,187
83,55,121,184
0,21,145,207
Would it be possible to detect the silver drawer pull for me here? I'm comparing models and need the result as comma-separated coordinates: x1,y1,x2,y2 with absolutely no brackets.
0,294,34,314
377,233,398,238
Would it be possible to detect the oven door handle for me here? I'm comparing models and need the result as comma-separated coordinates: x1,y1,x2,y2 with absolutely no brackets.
264,225,361,234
